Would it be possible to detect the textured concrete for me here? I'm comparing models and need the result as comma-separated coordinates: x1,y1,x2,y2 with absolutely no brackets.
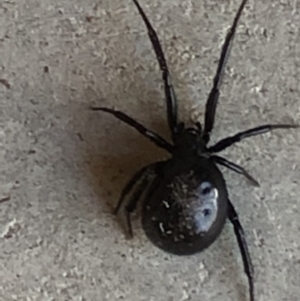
0,0,299,300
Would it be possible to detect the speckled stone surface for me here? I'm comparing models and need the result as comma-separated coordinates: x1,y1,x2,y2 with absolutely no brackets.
0,0,299,301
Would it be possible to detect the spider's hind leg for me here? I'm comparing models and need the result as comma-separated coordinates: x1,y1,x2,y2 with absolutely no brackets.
211,155,259,187
114,165,150,215
115,162,163,237
227,199,254,301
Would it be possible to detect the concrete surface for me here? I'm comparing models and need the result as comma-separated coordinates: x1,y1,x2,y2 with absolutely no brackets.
0,0,299,300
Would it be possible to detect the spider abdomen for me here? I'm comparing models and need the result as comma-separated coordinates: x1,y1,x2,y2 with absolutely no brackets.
141,158,228,255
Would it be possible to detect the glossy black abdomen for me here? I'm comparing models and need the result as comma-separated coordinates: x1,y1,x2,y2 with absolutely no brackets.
141,157,228,255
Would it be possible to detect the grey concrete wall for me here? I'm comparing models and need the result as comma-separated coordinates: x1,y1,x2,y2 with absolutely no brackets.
0,0,299,301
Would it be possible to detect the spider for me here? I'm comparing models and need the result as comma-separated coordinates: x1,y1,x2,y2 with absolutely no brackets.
91,0,298,300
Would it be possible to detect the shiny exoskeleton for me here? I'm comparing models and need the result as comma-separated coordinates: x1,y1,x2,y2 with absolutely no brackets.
142,156,229,256
91,0,299,300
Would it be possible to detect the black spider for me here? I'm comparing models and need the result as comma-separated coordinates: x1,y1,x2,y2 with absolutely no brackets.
91,0,299,300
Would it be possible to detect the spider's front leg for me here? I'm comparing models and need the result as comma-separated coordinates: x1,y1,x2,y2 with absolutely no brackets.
132,0,179,139
203,0,248,143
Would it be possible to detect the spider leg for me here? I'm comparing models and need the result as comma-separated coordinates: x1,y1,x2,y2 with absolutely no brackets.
227,199,254,301
114,165,150,215
125,173,153,238
203,0,248,143
209,123,299,153
91,107,173,153
115,162,163,237
132,0,178,138
211,155,259,187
